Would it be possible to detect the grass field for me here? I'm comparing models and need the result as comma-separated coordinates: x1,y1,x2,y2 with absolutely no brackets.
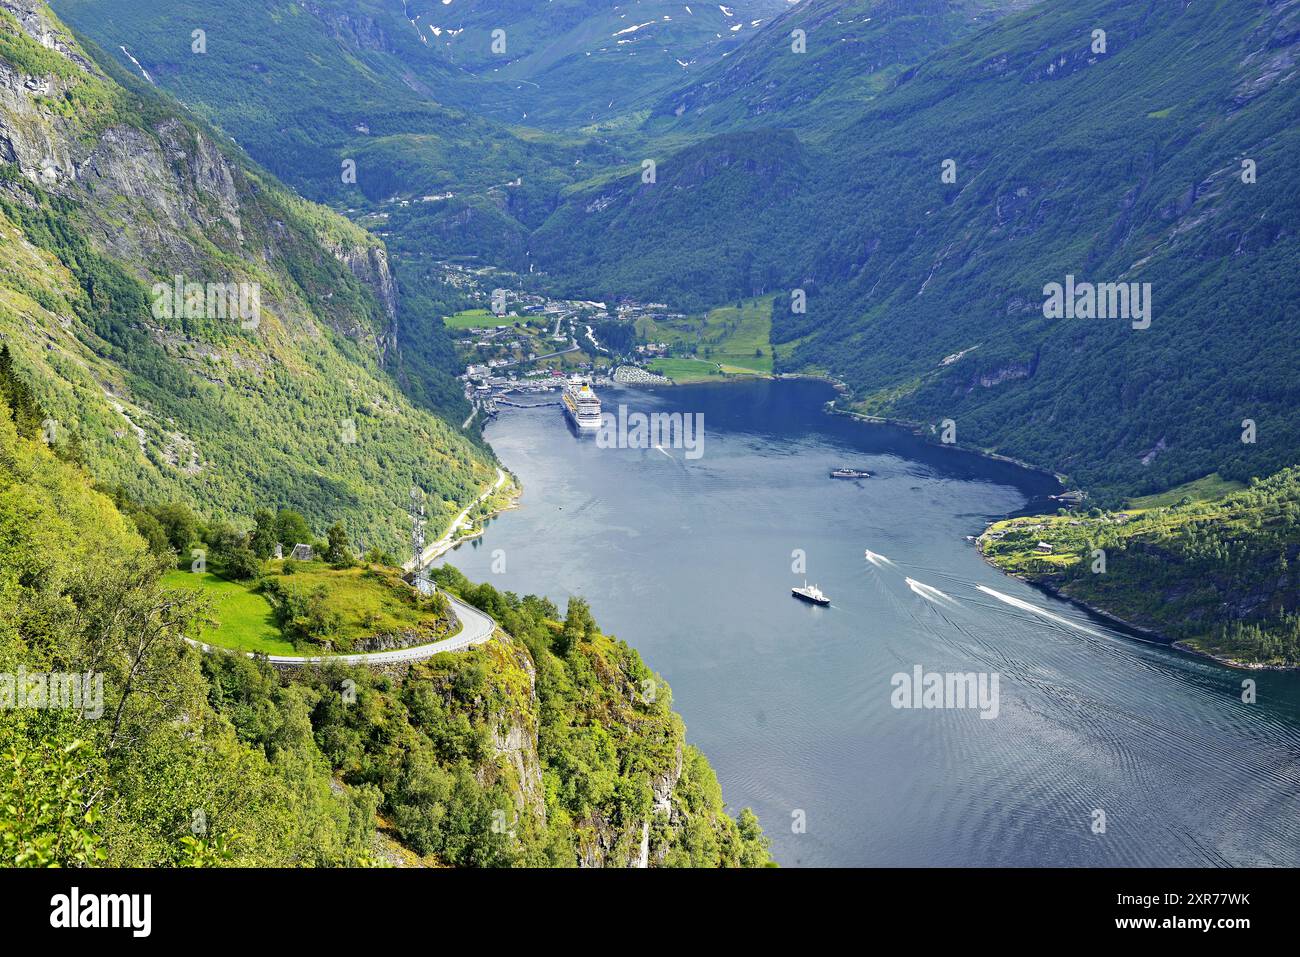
638,297,775,376
163,562,456,656
1126,473,1246,510
162,570,296,655
648,357,725,382
443,308,498,330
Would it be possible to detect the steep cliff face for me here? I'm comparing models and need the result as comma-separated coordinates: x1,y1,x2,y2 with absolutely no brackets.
0,0,495,548
477,630,693,869
482,636,546,825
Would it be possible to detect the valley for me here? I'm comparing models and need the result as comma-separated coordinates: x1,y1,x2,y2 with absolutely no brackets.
2,0,1298,877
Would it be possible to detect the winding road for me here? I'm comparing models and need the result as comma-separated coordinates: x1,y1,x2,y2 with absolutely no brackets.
187,593,496,667
185,470,509,667
408,467,509,569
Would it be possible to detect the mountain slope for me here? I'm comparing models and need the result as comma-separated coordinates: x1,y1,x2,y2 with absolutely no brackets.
48,0,623,315
0,0,496,549
647,0,1031,137
533,0,1300,501
0,353,772,867
397,0,792,126
981,468,1300,668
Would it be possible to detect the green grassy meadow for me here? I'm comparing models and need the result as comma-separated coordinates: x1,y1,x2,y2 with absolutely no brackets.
164,561,457,656
640,297,774,379
163,570,296,655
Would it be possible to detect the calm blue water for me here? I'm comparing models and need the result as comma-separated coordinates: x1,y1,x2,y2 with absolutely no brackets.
440,379,1300,867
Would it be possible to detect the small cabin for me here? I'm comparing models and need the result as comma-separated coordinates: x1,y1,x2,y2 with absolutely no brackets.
1035,542,1054,554
289,543,314,561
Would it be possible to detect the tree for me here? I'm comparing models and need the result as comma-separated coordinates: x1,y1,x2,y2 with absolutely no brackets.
737,808,772,868
224,546,262,581
364,545,397,566
205,520,246,558
325,522,354,567
130,511,172,556
150,502,200,553
249,509,276,558
273,509,313,548
557,596,593,656
0,343,45,439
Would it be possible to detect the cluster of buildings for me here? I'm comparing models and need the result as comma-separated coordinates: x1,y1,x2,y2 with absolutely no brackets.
430,262,695,418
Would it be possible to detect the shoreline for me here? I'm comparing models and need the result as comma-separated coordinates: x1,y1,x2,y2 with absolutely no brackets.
808,383,1277,670
972,538,1300,673
408,466,522,571
823,403,1071,489
811,381,1293,673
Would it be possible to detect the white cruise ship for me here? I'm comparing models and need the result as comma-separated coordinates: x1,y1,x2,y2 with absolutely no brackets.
562,380,602,432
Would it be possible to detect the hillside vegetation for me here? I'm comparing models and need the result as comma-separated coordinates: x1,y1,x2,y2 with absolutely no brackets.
981,468,1300,667
0,0,497,552
647,0,1031,137
0,334,772,868
532,0,1300,502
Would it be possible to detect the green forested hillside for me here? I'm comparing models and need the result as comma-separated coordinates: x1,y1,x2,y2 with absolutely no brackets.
55,0,1300,503
532,0,1300,502
646,0,1030,138
533,128,812,311
981,468,1300,668
0,1,496,550
48,0,634,358
0,373,771,867
0,377,376,866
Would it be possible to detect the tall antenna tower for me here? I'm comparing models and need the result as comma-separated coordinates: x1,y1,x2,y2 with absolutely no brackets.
410,485,431,593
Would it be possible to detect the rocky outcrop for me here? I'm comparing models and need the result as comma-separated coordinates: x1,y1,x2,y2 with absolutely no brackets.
489,638,545,823
575,738,685,868
0,60,77,186
341,243,398,324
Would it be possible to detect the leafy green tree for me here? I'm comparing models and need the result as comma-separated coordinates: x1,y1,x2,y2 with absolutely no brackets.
249,508,277,558
223,545,262,581
130,510,172,556
273,509,313,549
150,502,200,553
325,522,354,568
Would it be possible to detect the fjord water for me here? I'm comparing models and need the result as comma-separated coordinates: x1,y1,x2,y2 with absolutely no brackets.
441,380,1300,867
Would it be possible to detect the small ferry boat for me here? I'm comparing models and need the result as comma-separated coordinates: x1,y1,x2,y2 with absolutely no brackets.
830,468,872,479
791,581,830,606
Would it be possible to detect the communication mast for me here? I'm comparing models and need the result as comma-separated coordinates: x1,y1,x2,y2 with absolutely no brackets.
410,485,432,594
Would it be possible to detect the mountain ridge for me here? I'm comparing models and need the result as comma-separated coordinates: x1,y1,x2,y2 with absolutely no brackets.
0,0,496,549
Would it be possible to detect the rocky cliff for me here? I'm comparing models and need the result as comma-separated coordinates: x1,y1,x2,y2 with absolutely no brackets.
0,0,495,548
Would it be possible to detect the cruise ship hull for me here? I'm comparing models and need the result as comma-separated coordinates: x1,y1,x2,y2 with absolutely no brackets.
564,403,602,431
563,382,602,432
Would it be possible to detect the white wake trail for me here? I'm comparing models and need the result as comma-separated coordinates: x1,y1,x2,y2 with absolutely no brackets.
864,548,895,568
975,585,1111,639
905,577,959,607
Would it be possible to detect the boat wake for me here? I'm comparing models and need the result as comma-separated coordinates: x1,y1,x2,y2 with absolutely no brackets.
863,548,896,568
905,577,959,607
975,585,1111,640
